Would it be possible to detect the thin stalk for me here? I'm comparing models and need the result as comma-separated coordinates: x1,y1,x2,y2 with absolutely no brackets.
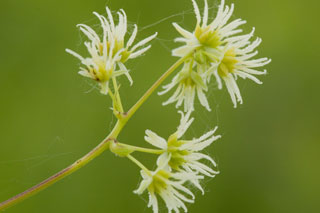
112,76,124,113
127,155,152,176
126,55,189,120
108,87,116,101
118,143,164,155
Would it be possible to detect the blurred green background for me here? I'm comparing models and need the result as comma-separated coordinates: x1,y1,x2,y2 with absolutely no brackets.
0,0,319,212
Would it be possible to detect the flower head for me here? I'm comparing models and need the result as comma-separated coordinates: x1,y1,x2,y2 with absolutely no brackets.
172,0,245,62
66,7,157,94
134,153,203,213
212,31,271,107
144,111,220,193
159,60,210,112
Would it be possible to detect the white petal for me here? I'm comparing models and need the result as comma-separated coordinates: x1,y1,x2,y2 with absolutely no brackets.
106,7,115,31
224,75,240,108
134,178,152,194
209,0,225,30
162,84,182,106
187,136,217,151
172,23,193,39
241,67,267,75
99,81,109,95
127,24,138,48
129,45,152,59
144,130,167,149
225,27,255,44
229,75,243,104
197,86,211,111
191,0,201,25
183,85,196,112
177,110,194,138
237,50,258,61
188,161,218,177
172,182,195,199
235,70,263,84
174,37,188,43
192,127,219,143
220,19,246,35
219,3,234,28
78,70,91,78
202,0,209,27
190,153,217,167
66,49,84,61
172,45,198,57
213,69,223,89
130,32,157,52
240,37,262,53
148,192,159,213
118,62,133,85
241,58,272,68
156,153,171,168
92,12,109,41
158,75,179,96
77,24,100,44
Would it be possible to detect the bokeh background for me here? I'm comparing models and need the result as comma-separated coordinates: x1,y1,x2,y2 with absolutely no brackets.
0,0,319,212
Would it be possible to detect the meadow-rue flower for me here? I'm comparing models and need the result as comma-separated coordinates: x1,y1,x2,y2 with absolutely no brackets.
158,60,210,112
212,31,271,107
144,110,220,193
66,7,157,95
172,0,246,64
170,0,271,108
134,153,203,213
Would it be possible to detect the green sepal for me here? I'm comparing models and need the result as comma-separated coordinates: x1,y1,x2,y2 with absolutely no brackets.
110,141,134,157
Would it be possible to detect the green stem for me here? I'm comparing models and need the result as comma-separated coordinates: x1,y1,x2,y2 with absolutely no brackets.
0,56,187,211
126,55,189,120
0,119,124,210
112,77,124,113
108,87,116,101
127,155,152,176
118,143,164,155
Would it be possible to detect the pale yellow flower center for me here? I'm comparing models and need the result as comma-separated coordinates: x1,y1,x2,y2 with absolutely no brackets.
218,48,238,77
90,61,113,83
113,39,131,63
181,76,196,87
195,25,221,48
120,50,131,63
166,135,190,170
148,170,171,193
92,39,131,82
98,39,131,64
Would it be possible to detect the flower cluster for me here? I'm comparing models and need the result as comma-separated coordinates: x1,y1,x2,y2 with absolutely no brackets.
66,7,157,95
134,111,220,212
65,1,270,213
160,0,271,109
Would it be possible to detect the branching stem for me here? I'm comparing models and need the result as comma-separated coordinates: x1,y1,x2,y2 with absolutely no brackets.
0,55,188,210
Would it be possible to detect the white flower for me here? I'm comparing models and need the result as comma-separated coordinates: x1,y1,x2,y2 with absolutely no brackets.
134,153,203,213
144,111,221,193
66,7,157,95
172,0,246,62
158,60,210,112
171,0,271,108
212,30,271,107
